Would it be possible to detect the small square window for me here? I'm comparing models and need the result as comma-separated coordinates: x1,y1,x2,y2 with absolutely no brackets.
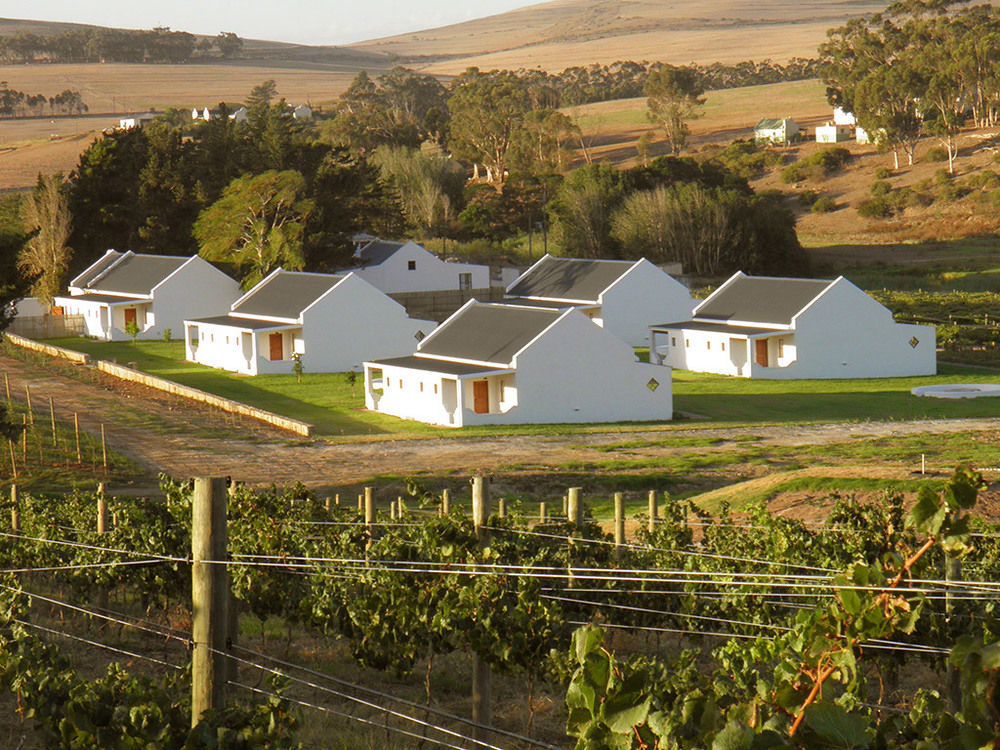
407,260,416,271
685,339,689,348
671,337,676,347
415,330,425,341
433,383,438,394
419,382,424,392
721,341,726,351
706,341,711,350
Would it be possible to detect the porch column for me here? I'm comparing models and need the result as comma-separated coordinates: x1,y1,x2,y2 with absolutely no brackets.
649,329,665,365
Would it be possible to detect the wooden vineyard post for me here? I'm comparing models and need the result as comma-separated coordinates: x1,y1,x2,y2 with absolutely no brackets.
648,490,658,534
324,496,332,514
7,439,16,480
497,497,506,519
946,511,963,713
10,485,19,533
334,493,340,507
74,413,81,463
23,385,32,425
97,483,109,534
191,477,230,728
357,493,363,512
364,487,375,554
471,475,493,743
567,487,583,588
614,492,625,561
441,488,450,516
3,372,9,406
100,425,108,470
49,398,57,447
539,501,547,523
21,416,26,465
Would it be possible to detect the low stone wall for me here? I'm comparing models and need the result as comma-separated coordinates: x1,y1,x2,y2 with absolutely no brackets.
4,333,90,364
94,360,312,437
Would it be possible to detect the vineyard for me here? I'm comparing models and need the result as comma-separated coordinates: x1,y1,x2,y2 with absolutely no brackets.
0,467,999,748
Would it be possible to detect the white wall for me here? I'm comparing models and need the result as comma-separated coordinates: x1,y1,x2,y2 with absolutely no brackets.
367,311,672,426
352,242,493,293
785,279,936,379
54,297,111,339
301,274,436,372
600,260,694,346
658,279,936,379
151,258,242,341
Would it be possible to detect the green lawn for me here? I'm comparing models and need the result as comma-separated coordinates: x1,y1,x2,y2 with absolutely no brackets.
37,339,1000,438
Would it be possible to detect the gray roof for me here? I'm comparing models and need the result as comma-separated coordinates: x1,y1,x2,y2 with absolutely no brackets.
419,303,562,365
695,275,833,327
369,355,510,377
232,271,346,320
74,251,188,296
356,240,406,267
755,118,792,130
186,315,292,331
501,297,579,310
507,256,635,303
56,293,142,306
650,320,783,337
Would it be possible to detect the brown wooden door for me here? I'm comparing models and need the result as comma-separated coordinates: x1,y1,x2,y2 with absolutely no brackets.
269,333,283,361
124,308,137,327
755,339,768,367
473,380,489,414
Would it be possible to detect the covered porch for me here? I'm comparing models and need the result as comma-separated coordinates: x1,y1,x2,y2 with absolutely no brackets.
184,315,299,375
55,294,153,341
650,322,795,378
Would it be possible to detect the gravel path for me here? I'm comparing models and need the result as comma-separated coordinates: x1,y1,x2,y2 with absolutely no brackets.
3,351,998,490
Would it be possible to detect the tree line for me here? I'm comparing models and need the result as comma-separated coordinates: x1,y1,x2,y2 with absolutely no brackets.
0,28,243,64
0,85,86,118
821,0,1000,173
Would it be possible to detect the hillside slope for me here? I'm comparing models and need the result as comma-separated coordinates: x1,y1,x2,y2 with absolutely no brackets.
348,0,889,73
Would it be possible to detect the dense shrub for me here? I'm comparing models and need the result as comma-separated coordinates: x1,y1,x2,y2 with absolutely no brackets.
924,146,949,162
780,146,851,183
870,180,892,196
706,140,784,180
874,167,892,179
797,189,819,206
857,196,893,218
811,195,837,213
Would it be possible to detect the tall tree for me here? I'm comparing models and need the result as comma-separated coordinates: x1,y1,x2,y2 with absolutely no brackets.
447,68,533,186
194,170,313,288
0,193,33,441
371,145,465,238
645,66,705,156
18,173,72,304
547,163,626,258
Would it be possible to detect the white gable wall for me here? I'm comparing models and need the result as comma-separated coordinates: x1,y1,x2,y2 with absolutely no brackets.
148,257,242,341
784,278,936,379
299,274,436,372
352,242,492,293
599,260,694,346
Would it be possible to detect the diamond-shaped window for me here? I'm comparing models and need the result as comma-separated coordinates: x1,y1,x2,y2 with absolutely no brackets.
647,378,660,391
415,330,426,341
909,336,919,349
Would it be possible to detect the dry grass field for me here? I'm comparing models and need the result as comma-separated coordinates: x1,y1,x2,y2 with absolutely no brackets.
349,0,891,73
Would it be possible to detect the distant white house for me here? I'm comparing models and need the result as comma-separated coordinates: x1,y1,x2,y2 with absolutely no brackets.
292,104,313,120
650,272,936,379
118,113,156,130
184,269,435,375
754,118,800,145
364,301,671,427
53,251,241,342
229,106,248,123
504,255,694,347
349,239,516,294
815,122,852,143
191,107,214,121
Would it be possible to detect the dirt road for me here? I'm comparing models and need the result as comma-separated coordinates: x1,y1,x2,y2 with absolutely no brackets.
3,351,997,492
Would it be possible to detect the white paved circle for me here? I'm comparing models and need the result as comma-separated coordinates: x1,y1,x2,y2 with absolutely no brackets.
912,384,1000,399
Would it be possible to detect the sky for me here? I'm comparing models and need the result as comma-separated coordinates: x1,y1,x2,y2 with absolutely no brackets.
0,0,542,46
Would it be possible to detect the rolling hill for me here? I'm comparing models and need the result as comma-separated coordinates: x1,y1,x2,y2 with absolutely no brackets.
348,0,890,73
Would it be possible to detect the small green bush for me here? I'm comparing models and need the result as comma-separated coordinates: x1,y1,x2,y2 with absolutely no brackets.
934,168,952,186
874,167,892,179
811,196,837,213
924,146,949,162
780,146,851,183
781,163,804,183
870,180,892,196
798,189,819,206
857,196,893,218
162,328,172,343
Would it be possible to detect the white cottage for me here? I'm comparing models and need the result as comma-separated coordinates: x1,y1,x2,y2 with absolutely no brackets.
649,272,936,379
504,255,694,347
349,239,514,293
184,269,435,375
54,250,241,341
364,301,672,427
754,118,800,145
815,123,852,143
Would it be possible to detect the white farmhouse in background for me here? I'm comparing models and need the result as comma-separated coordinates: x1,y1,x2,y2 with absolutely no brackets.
815,122,852,143
184,269,435,375
833,107,856,126
504,255,694,347
349,238,515,293
292,104,313,120
54,250,241,342
754,117,800,145
649,272,936,379
364,301,671,427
